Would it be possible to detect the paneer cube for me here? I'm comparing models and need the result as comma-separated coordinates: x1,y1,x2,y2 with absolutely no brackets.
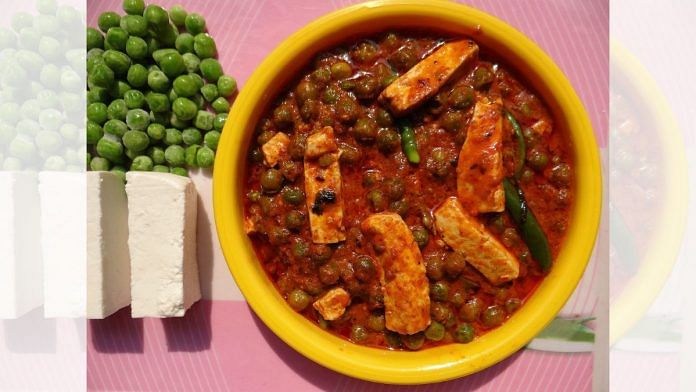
434,197,519,285
379,39,479,115
313,287,351,321
361,213,430,335
457,95,505,214
261,132,291,167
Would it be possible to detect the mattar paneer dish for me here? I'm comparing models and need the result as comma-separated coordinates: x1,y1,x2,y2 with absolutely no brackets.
243,32,573,350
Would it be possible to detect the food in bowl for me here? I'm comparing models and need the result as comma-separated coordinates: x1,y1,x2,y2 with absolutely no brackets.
242,31,573,350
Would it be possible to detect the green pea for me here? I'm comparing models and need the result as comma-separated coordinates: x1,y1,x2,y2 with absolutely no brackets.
153,164,169,173
170,166,188,176
282,187,304,205
430,281,450,302
12,12,33,33
96,134,124,162
194,110,214,131
200,84,218,102
169,5,188,26
217,75,237,97
38,109,63,132
193,33,216,58
105,27,129,51
147,70,170,92
213,113,227,131
147,123,166,141
124,65,147,88
286,289,310,311
123,0,145,14
182,128,202,145
90,156,111,171
175,32,194,54
452,323,474,343
87,88,108,105
103,119,128,137
158,51,186,78
89,63,115,88
119,15,147,37
411,225,429,248
185,144,200,166
126,109,150,131
143,5,169,29
109,81,132,99
131,155,153,171
425,321,445,341
146,38,160,57
402,333,425,350
158,23,179,47
196,146,215,168
211,97,229,114
163,128,183,145
87,102,108,124
98,12,121,33
182,52,200,73
122,90,144,109
86,121,103,144
17,27,39,50
122,130,150,152
36,0,57,14
148,146,166,165
203,131,220,151
123,36,147,59
170,113,190,129
172,97,198,121
184,13,206,35
481,305,506,328
108,166,126,181
199,58,222,82
330,61,352,79
165,145,186,166
145,92,169,112
87,27,104,50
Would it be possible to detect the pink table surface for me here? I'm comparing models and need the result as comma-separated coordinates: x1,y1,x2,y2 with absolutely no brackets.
86,0,608,390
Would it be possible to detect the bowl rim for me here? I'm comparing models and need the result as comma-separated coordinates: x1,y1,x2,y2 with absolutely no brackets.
214,0,602,384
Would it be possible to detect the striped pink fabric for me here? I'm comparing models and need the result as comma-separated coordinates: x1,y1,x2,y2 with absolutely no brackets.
88,301,592,391
87,0,607,390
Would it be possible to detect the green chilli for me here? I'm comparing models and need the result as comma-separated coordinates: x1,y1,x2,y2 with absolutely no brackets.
505,110,525,179
399,119,420,164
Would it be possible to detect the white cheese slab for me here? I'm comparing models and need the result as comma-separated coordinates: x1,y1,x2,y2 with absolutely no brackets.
0,172,43,319
87,172,131,319
126,172,201,318
40,172,86,318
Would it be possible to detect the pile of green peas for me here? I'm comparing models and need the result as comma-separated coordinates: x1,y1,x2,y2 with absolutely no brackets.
0,0,84,172
87,0,236,179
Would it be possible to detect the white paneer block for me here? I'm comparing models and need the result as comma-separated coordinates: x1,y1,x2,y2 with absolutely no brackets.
126,172,201,318
0,172,43,319
40,172,86,318
87,172,131,319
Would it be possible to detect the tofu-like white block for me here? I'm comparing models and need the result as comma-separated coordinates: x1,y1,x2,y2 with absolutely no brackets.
40,172,86,318
126,172,201,318
0,172,43,319
87,172,131,319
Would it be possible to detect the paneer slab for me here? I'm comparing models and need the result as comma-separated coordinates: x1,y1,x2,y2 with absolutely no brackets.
0,172,42,319
379,39,478,115
126,172,201,318
434,198,519,285
304,127,346,243
361,213,430,335
261,131,291,167
457,95,505,214
40,172,86,318
87,172,131,319
313,287,351,321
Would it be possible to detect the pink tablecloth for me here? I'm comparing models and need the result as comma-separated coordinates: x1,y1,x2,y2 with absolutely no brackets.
86,0,608,390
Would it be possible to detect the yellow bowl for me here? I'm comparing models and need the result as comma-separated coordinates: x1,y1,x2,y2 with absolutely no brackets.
214,0,602,384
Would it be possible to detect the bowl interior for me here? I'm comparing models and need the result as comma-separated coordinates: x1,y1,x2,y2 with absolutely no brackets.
214,0,601,384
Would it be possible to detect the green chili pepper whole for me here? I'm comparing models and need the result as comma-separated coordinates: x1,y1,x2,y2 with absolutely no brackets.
399,120,420,164
505,110,525,179
503,178,552,271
